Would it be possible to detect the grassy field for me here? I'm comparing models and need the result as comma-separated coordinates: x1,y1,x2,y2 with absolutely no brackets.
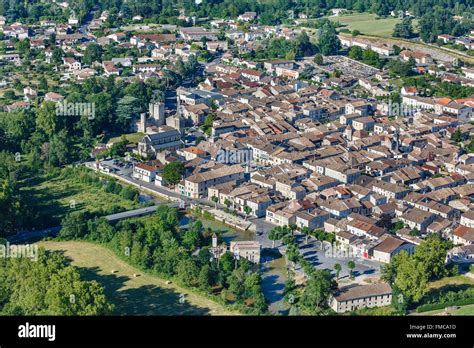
414,304,474,316
326,13,409,38
107,132,144,145
409,275,474,316
20,171,140,227
453,304,474,315
427,275,474,290
40,240,236,316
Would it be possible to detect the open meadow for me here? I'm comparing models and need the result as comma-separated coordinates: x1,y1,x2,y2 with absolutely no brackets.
40,240,236,315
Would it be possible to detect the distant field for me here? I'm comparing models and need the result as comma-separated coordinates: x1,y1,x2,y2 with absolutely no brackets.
40,240,235,315
326,13,409,38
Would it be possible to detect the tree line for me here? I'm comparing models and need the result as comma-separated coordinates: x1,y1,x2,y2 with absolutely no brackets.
2,0,472,26
0,247,113,315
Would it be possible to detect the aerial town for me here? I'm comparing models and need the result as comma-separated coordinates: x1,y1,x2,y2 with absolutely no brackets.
0,0,474,321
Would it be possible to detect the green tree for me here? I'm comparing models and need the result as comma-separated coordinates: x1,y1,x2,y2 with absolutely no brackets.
162,161,184,186
466,138,474,153
211,195,218,208
176,258,200,286
0,249,113,315
362,48,381,68
200,113,215,136
313,53,323,65
83,43,103,65
409,228,420,236
0,179,21,237
318,24,341,56
198,264,212,291
48,129,71,166
334,263,342,280
243,205,252,220
347,260,355,279
301,227,312,244
38,77,48,91
268,228,281,249
300,269,334,309
451,128,463,142
116,96,142,132
393,17,414,38
393,251,428,303
36,101,58,139
59,212,89,239
414,235,449,281
348,46,363,60
52,48,63,66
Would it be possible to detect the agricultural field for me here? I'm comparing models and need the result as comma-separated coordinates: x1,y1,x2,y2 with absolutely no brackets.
40,240,235,316
327,12,413,38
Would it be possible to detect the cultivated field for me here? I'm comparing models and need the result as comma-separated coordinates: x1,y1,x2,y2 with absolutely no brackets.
40,240,236,316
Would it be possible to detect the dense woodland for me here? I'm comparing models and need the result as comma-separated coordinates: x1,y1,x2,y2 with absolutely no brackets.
0,248,113,315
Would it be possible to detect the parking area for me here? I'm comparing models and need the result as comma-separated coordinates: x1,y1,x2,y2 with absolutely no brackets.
93,158,136,176
293,234,382,282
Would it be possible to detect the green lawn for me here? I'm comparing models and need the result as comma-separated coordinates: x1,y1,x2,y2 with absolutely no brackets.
107,132,144,145
325,13,410,38
40,240,236,315
19,171,140,227
415,304,474,316
454,304,474,315
427,275,474,290
409,275,474,316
